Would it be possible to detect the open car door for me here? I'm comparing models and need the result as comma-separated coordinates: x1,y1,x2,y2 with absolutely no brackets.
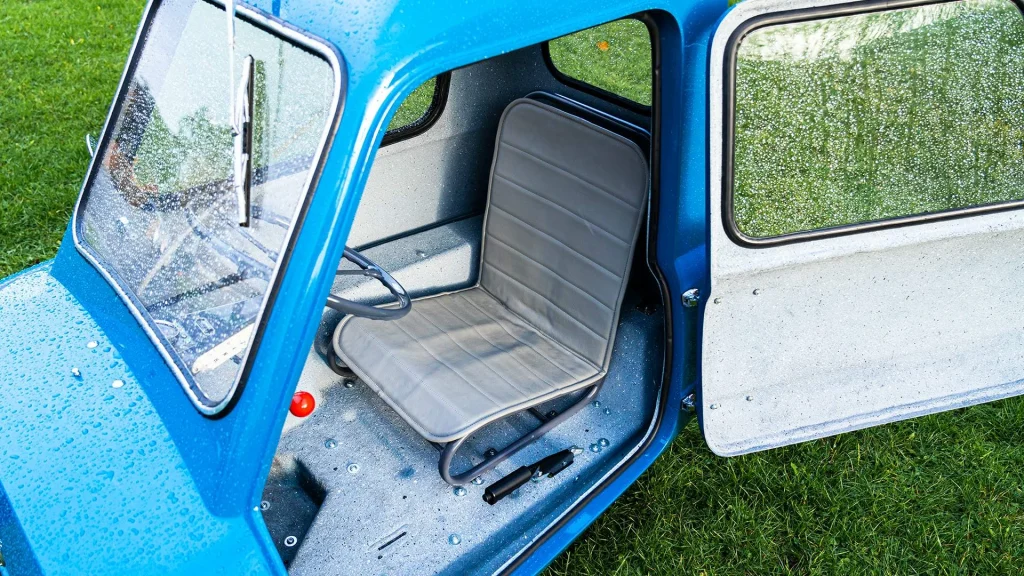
702,0,1024,456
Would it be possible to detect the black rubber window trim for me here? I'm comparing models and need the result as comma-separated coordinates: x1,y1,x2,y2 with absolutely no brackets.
380,72,452,147
722,0,1024,248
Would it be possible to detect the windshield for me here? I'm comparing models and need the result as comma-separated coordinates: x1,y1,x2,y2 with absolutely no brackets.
75,0,340,412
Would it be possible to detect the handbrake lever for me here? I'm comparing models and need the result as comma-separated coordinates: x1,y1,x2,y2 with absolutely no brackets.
482,449,575,505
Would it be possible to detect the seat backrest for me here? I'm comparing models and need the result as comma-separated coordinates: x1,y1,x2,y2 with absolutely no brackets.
479,98,649,369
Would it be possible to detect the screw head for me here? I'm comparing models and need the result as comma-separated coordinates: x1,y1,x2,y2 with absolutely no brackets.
598,438,610,448
448,534,462,545
347,463,360,474
682,394,696,412
682,288,700,308
453,486,467,497
589,443,601,453
343,379,355,389
260,500,270,511
471,477,484,485
603,408,611,415
592,400,601,408
284,535,298,547
324,438,338,449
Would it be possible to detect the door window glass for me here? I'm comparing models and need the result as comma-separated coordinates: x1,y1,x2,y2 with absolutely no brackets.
732,0,1024,238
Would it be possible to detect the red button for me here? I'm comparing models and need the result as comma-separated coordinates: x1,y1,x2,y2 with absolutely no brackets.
290,391,315,417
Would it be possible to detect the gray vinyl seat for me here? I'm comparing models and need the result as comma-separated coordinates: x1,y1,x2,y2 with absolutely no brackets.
334,98,648,444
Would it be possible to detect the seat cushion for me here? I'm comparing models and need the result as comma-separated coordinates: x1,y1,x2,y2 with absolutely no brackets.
334,287,602,442
334,97,647,443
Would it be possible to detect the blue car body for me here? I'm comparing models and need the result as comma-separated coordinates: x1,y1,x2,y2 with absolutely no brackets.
0,0,722,573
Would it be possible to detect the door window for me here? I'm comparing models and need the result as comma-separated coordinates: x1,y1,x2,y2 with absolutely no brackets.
730,0,1024,240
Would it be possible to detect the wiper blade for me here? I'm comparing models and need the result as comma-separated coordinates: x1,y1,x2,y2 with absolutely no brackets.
233,55,254,227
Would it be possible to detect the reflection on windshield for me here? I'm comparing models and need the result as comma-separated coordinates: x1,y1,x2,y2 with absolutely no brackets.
77,0,336,408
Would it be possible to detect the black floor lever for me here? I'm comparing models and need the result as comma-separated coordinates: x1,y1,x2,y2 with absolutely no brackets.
482,449,575,505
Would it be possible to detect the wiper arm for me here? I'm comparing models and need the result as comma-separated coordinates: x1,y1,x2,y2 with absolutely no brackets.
233,55,254,227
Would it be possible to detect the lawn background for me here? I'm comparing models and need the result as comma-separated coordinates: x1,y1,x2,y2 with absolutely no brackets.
2,1,1023,574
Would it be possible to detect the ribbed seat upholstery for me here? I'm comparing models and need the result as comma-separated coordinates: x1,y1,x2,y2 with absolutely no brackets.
334,98,648,443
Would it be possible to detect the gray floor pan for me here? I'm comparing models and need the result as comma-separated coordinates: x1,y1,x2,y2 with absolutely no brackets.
273,299,663,576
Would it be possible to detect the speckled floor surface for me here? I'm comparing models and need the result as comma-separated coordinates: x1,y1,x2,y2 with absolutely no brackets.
267,298,664,576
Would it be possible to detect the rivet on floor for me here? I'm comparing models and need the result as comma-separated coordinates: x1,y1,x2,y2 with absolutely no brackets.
324,438,338,449
471,477,484,485
598,438,610,448
589,444,601,453
592,400,601,408
603,408,611,415
448,534,461,545
260,501,270,511
453,486,467,497
343,379,355,389
284,535,298,547
347,463,360,474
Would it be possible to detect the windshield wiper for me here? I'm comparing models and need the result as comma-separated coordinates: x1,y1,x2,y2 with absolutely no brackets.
233,54,254,227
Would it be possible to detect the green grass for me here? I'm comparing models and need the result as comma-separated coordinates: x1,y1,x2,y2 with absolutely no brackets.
0,0,144,278
548,19,653,106
4,2,1024,574
388,77,437,132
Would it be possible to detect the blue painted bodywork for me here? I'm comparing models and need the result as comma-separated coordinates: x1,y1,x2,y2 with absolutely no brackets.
0,0,729,573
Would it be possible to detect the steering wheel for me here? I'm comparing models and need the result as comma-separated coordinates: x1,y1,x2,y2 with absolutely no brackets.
182,198,411,321
325,247,411,320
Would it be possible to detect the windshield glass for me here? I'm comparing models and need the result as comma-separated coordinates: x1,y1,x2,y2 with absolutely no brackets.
76,0,339,412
